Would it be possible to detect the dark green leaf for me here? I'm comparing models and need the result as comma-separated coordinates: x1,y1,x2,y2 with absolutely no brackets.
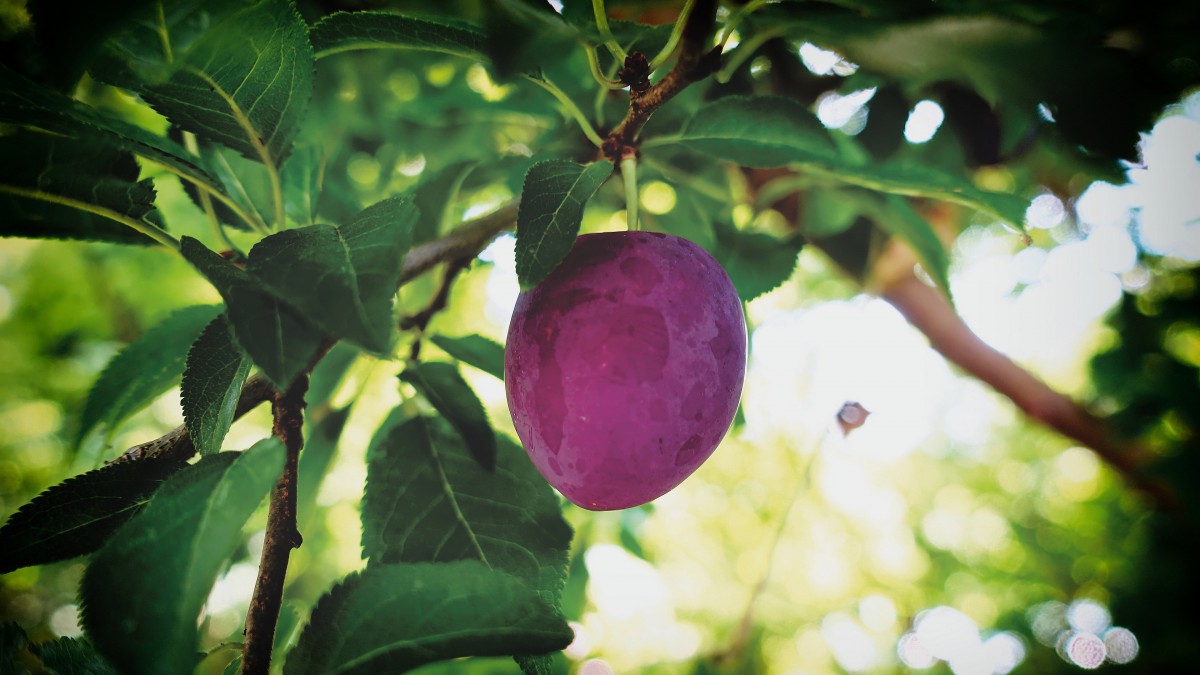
0,622,31,673
483,0,579,80
0,65,215,183
33,637,117,675
77,305,222,446
21,0,157,90
180,237,326,389
430,333,506,380
712,221,805,302
311,11,488,62
92,0,313,164
80,440,284,675
0,456,186,574
0,133,163,245
246,195,418,352
876,195,954,301
515,654,554,675
182,314,252,457
672,96,838,168
362,417,572,604
516,159,613,289
400,361,496,469
412,160,477,244
284,561,572,675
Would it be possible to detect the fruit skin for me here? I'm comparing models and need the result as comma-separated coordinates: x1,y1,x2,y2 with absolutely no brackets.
505,231,746,510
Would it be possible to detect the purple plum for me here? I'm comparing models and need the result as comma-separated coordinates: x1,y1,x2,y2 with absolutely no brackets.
505,232,747,510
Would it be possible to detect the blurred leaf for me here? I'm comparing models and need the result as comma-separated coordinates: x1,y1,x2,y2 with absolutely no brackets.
0,456,186,574
297,407,350,529
180,237,326,389
413,160,477,244
306,342,360,407
362,417,572,604
482,0,579,80
246,195,417,352
310,11,488,61
182,314,252,457
80,440,284,675
802,188,864,239
400,361,497,470
91,0,313,164
20,0,156,89
875,195,954,301
516,159,613,289
671,96,838,168
0,65,215,182
430,333,506,380
711,221,804,302
0,133,163,245
77,304,222,446
284,561,572,675
283,145,325,227
32,637,117,675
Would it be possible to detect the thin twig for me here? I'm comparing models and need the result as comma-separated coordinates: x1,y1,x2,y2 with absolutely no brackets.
240,374,311,675
601,0,720,162
401,257,472,361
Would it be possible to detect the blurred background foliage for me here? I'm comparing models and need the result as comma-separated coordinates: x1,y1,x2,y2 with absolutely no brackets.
2,0,1199,673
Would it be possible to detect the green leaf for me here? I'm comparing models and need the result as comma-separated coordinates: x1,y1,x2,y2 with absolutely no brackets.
33,637,118,675
482,0,579,80
182,314,252,457
400,361,496,470
668,98,1029,230
77,305,222,446
0,65,215,183
515,654,555,675
80,440,284,675
815,160,1029,230
672,96,838,168
92,0,314,164
284,561,572,675
0,456,186,574
429,333,505,381
876,195,954,301
311,11,489,62
0,133,163,245
412,160,477,245
516,159,613,289
180,237,326,389
362,417,572,604
802,188,865,238
283,144,325,227
297,407,350,530
712,220,805,302
246,195,418,352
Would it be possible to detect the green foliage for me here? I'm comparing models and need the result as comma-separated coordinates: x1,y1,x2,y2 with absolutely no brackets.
0,133,163,245
711,220,805,302
91,0,313,165
0,456,185,574
80,441,283,675
246,195,417,353
182,314,251,456
285,561,572,675
77,304,222,446
361,417,572,604
181,237,326,389
2,0,1198,672
516,159,614,289
400,361,498,469
430,333,507,380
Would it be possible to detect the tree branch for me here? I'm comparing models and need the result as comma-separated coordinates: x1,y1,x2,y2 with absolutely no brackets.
240,374,310,675
880,271,1178,512
601,0,719,161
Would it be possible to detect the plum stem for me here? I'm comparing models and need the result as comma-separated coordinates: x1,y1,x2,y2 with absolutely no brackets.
621,153,640,231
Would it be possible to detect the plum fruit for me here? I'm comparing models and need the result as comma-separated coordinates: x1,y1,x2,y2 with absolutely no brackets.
505,231,746,510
